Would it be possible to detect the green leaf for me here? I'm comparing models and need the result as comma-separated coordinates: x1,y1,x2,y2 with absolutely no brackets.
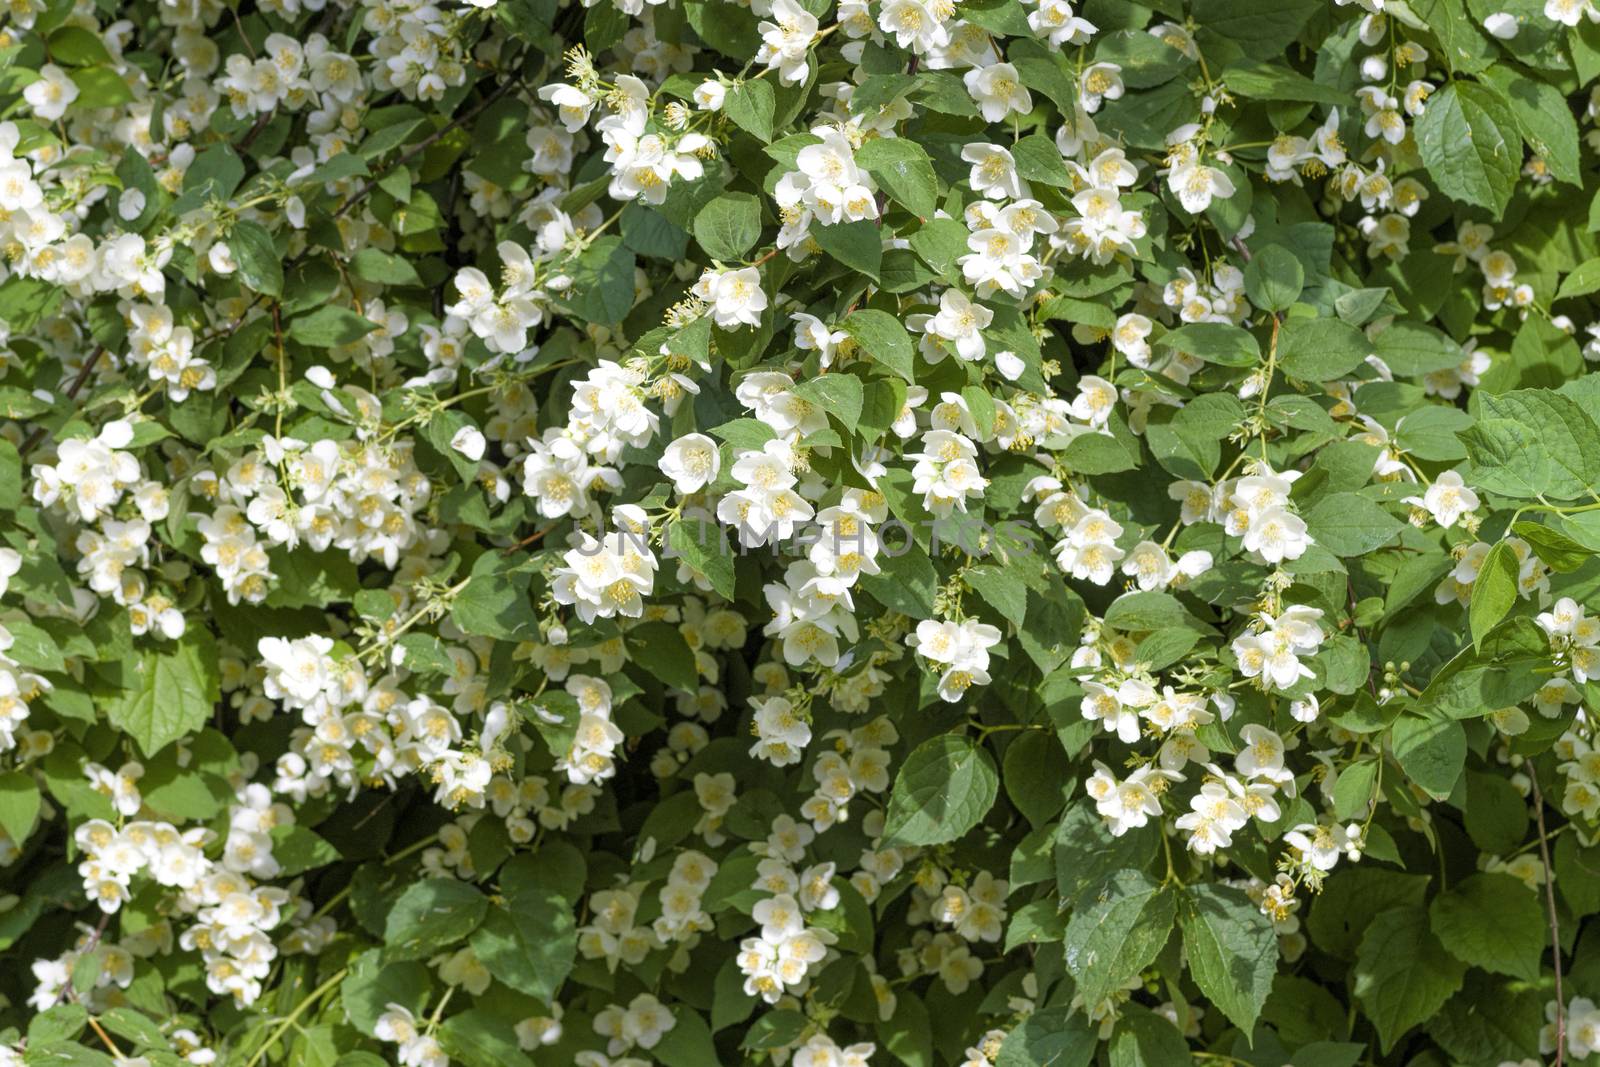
1191,0,1319,56
1063,869,1176,1007
843,308,915,382
811,219,881,281
724,79,776,141
1156,322,1260,367
792,373,864,434
875,993,934,1067
1472,389,1600,500
1468,540,1519,647
0,771,40,845
995,1005,1096,1067
1373,322,1464,376
289,305,378,347
69,65,133,108
1107,1008,1192,1067
625,620,699,691
856,137,939,217
1278,316,1370,381
692,192,762,260
966,562,1028,628
1429,873,1545,981
468,851,578,1002
881,735,999,847
1219,59,1346,104
47,26,112,66
668,518,735,600
383,879,488,960
340,951,431,1036
1415,81,1521,214
270,825,341,876
105,629,220,756
556,235,636,325
451,552,539,641
654,1009,720,1067
1391,710,1466,801
1482,64,1581,185
230,220,282,298
438,1010,532,1067
1303,493,1403,557
1353,905,1468,1053
1179,883,1278,1034
350,247,423,286
1244,245,1304,313
1512,520,1589,572
1011,134,1073,187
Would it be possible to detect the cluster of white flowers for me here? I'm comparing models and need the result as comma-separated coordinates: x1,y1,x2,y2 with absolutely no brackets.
776,125,879,254
749,694,814,767
792,1033,877,1067
593,993,676,1058
64,780,297,1006
552,509,660,623
906,617,1002,702
553,674,625,784
652,849,719,942
798,716,895,831
1231,606,1326,693
737,835,840,1003
375,1003,447,1067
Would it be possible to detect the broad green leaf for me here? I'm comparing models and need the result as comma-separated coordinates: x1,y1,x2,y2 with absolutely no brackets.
1244,245,1305,313
1468,539,1520,647
1415,81,1521,213
1062,869,1175,1007
1352,905,1468,1053
289,305,378,347
996,1005,1096,1067
792,372,864,433
106,629,221,756
383,879,488,960
856,137,939,217
1303,493,1403,557
692,191,763,261
1391,710,1466,801
1278,316,1370,381
1429,873,1545,981
1179,883,1278,1034
468,851,578,1002
724,79,776,141
229,219,282,298
844,308,915,382
0,772,40,845
881,735,999,847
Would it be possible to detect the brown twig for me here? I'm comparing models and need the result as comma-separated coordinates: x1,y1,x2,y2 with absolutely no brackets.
332,74,526,220
1530,763,1566,1067
19,345,107,458
503,523,554,555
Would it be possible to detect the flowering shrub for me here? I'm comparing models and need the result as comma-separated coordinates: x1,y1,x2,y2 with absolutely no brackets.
12,0,1600,1064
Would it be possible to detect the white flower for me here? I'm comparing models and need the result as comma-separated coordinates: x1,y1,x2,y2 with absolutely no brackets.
449,425,487,462
1079,62,1124,112
757,0,819,85
964,62,1032,121
660,433,722,494
24,65,79,121
1168,161,1236,214
1403,469,1479,528
961,143,1029,201
695,267,769,329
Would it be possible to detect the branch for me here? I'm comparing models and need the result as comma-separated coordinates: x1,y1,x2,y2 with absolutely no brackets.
1530,763,1566,1067
18,345,107,458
